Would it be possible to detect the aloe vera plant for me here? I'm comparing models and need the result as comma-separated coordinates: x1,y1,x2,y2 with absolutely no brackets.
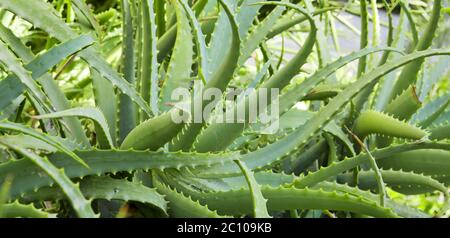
0,0,448,218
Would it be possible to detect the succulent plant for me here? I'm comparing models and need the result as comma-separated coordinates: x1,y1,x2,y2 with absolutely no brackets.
0,0,448,218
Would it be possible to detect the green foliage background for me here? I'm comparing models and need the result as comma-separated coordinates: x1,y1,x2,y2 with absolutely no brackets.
0,0,448,218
